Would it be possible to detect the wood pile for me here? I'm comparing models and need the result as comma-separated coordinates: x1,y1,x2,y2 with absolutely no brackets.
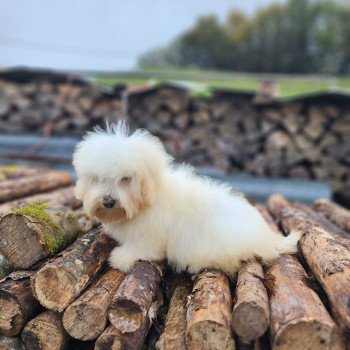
0,78,123,135
0,165,349,349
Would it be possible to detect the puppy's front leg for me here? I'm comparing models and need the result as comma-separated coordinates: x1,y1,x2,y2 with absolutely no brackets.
108,245,140,273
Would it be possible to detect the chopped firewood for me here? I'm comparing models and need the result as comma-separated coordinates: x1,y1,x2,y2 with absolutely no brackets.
0,271,42,336
0,203,81,269
0,254,13,280
186,269,235,350
267,254,338,350
108,260,164,333
63,268,125,340
0,336,25,350
0,171,72,204
32,227,116,311
294,201,349,239
156,275,192,350
268,194,350,333
0,165,46,182
22,310,70,350
232,261,269,344
0,186,81,214
313,199,350,234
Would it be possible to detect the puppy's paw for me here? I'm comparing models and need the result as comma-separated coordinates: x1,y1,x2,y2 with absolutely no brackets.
108,246,138,273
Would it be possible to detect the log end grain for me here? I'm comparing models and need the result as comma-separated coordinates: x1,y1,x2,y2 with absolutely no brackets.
22,311,69,350
94,327,123,350
0,293,23,336
33,266,75,312
186,321,235,350
63,304,107,341
232,302,269,344
272,319,334,350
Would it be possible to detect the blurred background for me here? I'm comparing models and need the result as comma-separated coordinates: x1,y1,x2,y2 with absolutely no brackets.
1,0,349,205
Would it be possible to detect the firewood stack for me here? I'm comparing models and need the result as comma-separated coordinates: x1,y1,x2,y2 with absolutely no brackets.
0,76,124,135
0,165,349,349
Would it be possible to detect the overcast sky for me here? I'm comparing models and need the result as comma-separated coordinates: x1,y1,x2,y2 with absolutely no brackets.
0,0,285,71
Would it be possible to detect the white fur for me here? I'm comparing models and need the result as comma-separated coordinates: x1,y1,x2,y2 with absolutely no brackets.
73,122,299,274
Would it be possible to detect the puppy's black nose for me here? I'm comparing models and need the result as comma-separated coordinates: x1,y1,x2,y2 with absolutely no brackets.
102,195,116,208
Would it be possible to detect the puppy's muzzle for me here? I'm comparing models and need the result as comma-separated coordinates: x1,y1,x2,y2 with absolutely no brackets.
102,195,116,208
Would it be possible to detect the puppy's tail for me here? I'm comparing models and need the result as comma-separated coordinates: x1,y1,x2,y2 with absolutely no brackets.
275,229,301,255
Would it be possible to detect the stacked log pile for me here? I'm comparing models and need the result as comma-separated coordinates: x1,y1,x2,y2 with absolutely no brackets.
0,75,124,135
0,165,349,349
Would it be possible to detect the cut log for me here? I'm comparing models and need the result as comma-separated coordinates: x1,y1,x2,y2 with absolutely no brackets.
73,207,100,234
186,269,235,350
0,166,46,182
32,227,116,311
267,194,350,334
0,271,41,336
63,268,125,340
0,254,13,280
293,201,349,240
22,310,70,350
232,260,269,344
108,260,164,333
0,171,72,204
0,203,81,269
267,254,337,350
0,186,81,214
156,275,192,350
313,199,350,234
0,336,25,350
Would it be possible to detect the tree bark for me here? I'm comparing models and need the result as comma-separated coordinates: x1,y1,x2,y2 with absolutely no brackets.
32,227,116,311
0,271,42,336
63,268,125,340
0,336,25,350
0,171,72,204
0,204,81,269
108,260,164,333
186,269,235,350
156,275,192,350
267,254,338,350
0,185,81,214
232,261,269,344
267,194,350,336
0,165,46,182
313,199,350,234
22,310,70,350
294,201,349,240
0,254,13,280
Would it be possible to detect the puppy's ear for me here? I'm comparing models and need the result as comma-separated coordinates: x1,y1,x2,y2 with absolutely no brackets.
140,169,158,206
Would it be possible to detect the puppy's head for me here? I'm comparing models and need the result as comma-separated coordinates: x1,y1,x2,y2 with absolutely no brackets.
73,122,172,224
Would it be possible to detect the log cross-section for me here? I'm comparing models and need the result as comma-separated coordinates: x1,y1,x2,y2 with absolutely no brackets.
32,227,116,311
0,203,81,269
63,268,125,340
108,260,164,333
186,269,235,350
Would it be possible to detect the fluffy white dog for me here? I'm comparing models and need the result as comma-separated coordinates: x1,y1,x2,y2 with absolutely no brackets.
73,122,299,274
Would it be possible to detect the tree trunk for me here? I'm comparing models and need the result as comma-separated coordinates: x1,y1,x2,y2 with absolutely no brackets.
293,201,349,240
0,165,46,182
0,185,81,214
63,268,125,340
108,260,164,333
0,336,25,350
186,269,235,350
267,194,350,336
22,310,70,350
232,261,269,344
313,199,350,234
0,271,42,336
0,171,72,204
0,254,13,280
156,275,192,350
0,204,81,269
32,227,116,311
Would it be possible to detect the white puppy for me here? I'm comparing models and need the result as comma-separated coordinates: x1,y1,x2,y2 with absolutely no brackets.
73,122,299,274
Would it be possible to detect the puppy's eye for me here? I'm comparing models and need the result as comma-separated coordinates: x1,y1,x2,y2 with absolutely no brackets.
120,177,131,184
